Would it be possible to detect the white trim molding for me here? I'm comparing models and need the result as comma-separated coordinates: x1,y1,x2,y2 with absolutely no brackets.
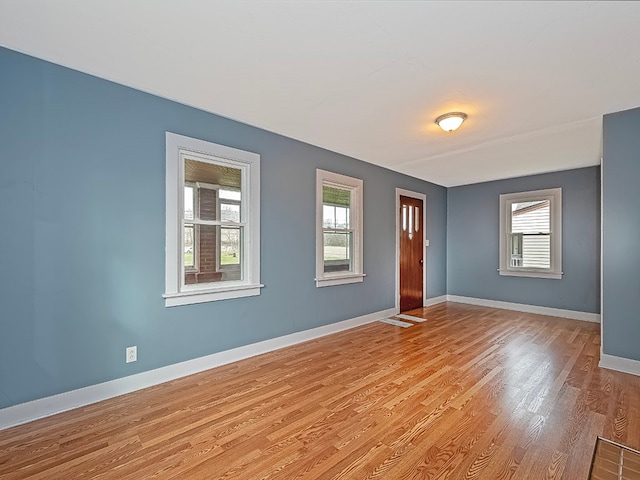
447,295,600,323
599,353,640,377
599,159,604,359
424,295,447,307
0,308,395,431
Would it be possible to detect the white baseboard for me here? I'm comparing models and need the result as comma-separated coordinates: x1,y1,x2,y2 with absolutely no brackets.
423,295,447,307
0,307,395,431
599,353,640,377
446,295,601,323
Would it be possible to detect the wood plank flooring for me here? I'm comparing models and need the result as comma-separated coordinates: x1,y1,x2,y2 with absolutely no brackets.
1,302,639,479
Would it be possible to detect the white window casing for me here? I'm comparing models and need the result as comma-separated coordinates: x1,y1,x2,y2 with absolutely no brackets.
164,132,262,306
499,187,562,280
315,169,365,287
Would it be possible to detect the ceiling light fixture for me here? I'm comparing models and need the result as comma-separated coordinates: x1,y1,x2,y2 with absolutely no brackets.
435,112,468,132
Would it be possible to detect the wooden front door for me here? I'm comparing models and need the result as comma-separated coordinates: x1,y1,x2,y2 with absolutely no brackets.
399,195,424,312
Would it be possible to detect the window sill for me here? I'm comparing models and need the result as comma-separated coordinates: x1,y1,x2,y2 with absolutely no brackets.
163,283,264,307
315,273,366,288
498,269,562,280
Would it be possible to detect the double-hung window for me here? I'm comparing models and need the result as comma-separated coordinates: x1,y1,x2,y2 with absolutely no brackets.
315,169,364,287
164,133,262,306
499,188,562,279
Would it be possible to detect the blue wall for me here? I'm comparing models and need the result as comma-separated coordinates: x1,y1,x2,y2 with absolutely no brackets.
602,107,640,361
0,47,447,408
447,167,601,313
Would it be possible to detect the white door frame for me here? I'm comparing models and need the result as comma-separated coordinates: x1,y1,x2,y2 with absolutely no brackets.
395,188,427,314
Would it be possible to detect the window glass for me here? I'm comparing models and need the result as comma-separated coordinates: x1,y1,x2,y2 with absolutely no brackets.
183,158,243,285
220,189,241,201
323,232,352,273
510,200,551,269
221,227,241,267
322,185,352,273
184,186,196,269
184,186,194,220
402,205,407,231
184,225,195,268
220,203,240,223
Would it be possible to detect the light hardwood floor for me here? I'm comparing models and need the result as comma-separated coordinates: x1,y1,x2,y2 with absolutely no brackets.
1,302,639,479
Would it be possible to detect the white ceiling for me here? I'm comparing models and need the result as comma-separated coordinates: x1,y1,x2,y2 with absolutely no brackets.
1,1,639,186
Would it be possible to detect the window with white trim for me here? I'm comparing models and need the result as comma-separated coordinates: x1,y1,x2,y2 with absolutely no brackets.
316,169,364,287
499,188,562,279
164,133,262,306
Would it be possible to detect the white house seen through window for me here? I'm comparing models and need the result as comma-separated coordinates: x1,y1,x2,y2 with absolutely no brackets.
499,188,562,279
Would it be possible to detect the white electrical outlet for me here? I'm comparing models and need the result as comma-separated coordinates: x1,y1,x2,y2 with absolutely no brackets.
126,346,137,363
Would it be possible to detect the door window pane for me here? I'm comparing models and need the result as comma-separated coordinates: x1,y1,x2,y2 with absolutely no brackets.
408,205,413,239
402,205,407,231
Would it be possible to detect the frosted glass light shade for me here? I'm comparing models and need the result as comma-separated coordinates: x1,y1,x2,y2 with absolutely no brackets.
435,112,467,132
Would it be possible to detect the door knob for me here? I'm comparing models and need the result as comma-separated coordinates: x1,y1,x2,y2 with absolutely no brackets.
419,259,424,266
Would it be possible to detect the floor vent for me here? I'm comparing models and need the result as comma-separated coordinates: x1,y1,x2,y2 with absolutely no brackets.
379,318,413,328
589,437,640,480
395,314,427,323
